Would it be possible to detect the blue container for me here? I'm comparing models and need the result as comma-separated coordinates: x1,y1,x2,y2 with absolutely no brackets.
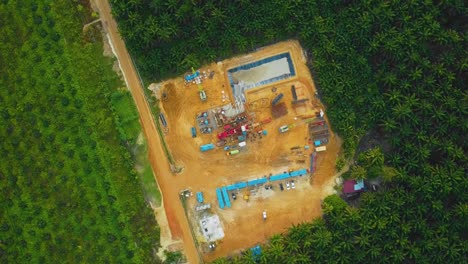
222,187,231,208
200,143,215,152
247,178,268,186
263,130,267,135
216,188,225,209
226,182,247,191
290,169,308,177
196,192,204,203
191,127,197,138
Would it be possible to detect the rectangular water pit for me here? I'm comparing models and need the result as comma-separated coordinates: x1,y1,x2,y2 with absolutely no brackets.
228,52,296,99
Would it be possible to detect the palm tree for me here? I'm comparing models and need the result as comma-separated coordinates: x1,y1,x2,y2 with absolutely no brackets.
381,118,397,133
290,252,310,264
312,229,333,249
354,233,371,248
263,234,286,263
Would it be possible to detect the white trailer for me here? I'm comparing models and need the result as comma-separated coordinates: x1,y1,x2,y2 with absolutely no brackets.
315,146,327,152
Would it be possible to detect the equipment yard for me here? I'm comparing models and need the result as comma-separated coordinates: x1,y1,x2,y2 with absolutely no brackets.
153,40,340,262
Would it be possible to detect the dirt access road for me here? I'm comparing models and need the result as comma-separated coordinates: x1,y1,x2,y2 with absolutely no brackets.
92,1,199,263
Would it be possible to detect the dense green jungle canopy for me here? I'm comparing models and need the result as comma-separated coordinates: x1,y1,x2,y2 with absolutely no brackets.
0,1,159,263
110,0,468,263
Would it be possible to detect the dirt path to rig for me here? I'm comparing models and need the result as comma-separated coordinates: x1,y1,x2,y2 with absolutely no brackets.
93,1,199,263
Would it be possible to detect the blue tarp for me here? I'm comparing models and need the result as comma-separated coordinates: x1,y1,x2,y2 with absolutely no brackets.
185,71,199,81
251,245,262,260
196,192,204,203
269,173,290,182
290,169,308,177
226,182,247,191
222,187,231,208
216,188,225,209
247,178,268,186
354,179,365,191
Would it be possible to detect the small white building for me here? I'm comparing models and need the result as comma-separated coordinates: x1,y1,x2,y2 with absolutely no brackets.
199,215,225,242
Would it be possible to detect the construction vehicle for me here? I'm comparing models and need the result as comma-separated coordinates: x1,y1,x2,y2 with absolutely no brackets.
243,191,250,202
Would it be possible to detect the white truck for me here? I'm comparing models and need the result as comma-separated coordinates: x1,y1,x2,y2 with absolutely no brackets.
279,125,289,133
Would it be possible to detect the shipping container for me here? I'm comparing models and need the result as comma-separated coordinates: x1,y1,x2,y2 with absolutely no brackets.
200,143,215,152
315,146,327,152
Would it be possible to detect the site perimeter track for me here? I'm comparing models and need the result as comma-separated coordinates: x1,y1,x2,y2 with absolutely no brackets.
93,1,199,263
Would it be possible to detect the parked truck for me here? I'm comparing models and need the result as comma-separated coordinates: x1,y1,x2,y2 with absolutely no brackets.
191,127,197,138
226,149,240,156
200,143,215,152
199,90,207,101
279,125,289,133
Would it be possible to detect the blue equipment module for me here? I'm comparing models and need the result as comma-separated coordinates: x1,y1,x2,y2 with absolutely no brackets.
216,188,225,209
222,187,231,208
226,182,247,191
247,178,268,186
269,172,290,182
289,169,308,177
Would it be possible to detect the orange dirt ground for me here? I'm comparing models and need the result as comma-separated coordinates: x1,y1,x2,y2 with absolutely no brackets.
156,40,341,262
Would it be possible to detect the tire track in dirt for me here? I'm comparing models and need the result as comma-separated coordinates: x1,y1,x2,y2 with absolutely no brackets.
92,1,199,263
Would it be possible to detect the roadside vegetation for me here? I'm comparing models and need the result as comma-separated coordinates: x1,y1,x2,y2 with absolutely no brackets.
0,1,160,263
110,89,162,207
112,0,467,263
